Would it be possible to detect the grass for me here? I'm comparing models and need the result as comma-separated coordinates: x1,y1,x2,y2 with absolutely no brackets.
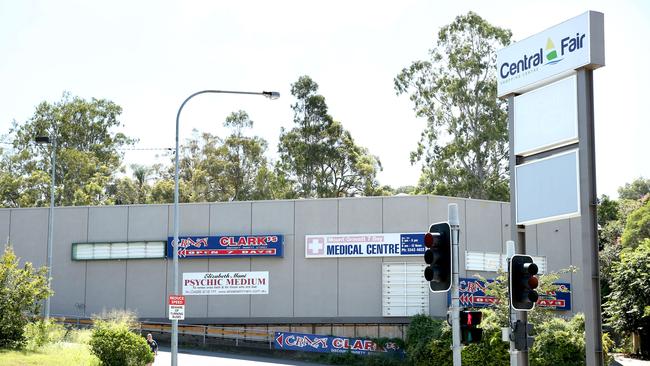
0,342,100,366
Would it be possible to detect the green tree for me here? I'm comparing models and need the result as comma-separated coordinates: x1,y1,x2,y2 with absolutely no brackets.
277,75,382,198
0,245,52,348
478,266,576,327
222,110,278,201
618,177,650,201
604,239,650,349
4,92,133,207
620,199,650,250
394,12,512,201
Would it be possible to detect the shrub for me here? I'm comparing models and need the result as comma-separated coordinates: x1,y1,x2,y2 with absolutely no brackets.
461,310,509,366
406,314,449,366
0,245,52,348
23,319,65,351
89,311,153,366
530,314,585,366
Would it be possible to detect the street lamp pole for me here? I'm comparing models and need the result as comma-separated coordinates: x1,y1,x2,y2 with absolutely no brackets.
35,135,56,320
172,90,279,366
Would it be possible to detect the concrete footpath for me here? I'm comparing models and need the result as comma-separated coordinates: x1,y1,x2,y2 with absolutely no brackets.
154,347,328,366
613,354,650,366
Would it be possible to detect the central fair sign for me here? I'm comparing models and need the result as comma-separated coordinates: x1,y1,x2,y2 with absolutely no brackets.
305,233,425,258
182,272,269,295
496,11,604,97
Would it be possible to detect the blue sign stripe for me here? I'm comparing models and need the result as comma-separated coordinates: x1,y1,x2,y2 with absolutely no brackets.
273,332,404,356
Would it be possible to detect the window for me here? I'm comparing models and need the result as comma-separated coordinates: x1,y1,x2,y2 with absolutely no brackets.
382,262,429,317
465,251,547,274
72,241,166,260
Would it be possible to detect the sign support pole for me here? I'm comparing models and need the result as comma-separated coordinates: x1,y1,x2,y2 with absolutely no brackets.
577,68,604,366
448,204,462,366
508,96,529,366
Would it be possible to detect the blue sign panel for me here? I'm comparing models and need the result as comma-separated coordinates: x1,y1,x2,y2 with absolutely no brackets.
449,277,571,311
273,332,404,356
167,235,283,259
399,233,426,255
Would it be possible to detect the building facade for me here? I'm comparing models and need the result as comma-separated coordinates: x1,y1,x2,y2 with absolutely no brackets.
0,195,584,327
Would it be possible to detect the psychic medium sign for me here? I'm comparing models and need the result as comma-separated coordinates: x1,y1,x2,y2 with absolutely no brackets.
167,235,283,259
305,233,425,258
183,272,269,296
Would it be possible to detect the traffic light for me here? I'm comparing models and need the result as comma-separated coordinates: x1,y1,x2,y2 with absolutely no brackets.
423,222,451,292
509,254,539,311
460,310,483,344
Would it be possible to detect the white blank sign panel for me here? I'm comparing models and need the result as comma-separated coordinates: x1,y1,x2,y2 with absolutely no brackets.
514,75,578,156
516,150,580,225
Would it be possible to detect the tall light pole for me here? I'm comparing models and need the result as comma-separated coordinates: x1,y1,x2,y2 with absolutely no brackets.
35,135,56,320
171,90,279,366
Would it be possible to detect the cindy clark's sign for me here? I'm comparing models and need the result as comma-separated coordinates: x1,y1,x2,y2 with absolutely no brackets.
182,272,269,295
305,233,425,258
497,11,604,97
167,235,283,258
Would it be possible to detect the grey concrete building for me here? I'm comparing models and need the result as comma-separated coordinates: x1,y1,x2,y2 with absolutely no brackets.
0,195,583,328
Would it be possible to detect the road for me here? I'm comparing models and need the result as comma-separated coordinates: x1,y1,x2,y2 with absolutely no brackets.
154,348,328,366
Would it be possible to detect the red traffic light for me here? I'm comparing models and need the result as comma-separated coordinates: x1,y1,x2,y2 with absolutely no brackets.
527,276,539,289
424,232,441,248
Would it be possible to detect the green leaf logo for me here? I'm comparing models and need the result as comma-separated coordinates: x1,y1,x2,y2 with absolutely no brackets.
545,38,558,61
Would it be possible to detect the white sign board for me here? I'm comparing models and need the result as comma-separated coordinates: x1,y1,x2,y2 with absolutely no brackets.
497,11,604,97
168,295,185,320
514,75,578,156
515,149,580,225
183,272,269,295
305,233,424,258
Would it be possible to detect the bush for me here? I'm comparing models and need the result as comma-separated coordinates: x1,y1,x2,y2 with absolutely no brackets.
406,314,449,366
23,319,65,351
530,315,585,366
461,310,509,366
89,311,153,366
0,245,52,348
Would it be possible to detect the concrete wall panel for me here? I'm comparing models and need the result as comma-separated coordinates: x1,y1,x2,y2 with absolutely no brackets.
167,204,210,236
501,203,512,249
10,209,48,267
383,196,428,232
210,202,251,234
207,257,251,318
251,235,294,318
294,200,338,317
88,206,127,242
569,217,583,313
0,210,9,246
51,207,88,316
536,219,572,277
85,260,127,316
168,259,209,318
338,198,382,233
125,259,167,318
128,205,168,241
252,201,294,234
465,200,502,253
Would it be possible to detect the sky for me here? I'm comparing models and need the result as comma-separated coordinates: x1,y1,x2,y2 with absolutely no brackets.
0,0,648,198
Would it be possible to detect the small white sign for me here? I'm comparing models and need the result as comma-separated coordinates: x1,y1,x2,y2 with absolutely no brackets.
183,272,269,295
168,295,185,320
497,11,604,97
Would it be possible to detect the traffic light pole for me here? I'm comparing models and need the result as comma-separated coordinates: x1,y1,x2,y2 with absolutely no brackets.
448,204,462,366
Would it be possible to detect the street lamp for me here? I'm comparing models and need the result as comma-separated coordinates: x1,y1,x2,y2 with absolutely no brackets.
171,90,279,366
35,135,56,320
